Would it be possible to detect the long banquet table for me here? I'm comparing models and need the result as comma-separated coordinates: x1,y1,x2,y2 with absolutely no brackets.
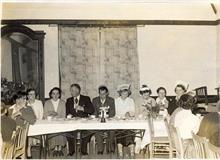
28,117,167,150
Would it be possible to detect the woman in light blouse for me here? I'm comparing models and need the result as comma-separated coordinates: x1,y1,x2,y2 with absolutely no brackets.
156,87,169,116
27,88,44,120
44,87,66,157
27,88,44,158
115,84,135,158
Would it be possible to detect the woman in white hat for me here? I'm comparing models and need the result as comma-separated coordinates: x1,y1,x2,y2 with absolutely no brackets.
115,84,135,118
115,84,135,158
135,85,156,117
168,83,188,116
169,83,188,125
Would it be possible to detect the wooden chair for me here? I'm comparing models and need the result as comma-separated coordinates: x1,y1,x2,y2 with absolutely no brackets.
191,131,207,158
148,116,170,158
114,129,142,158
170,125,184,159
204,141,220,159
13,123,29,159
194,86,208,105
164,118,176,159
1,131,17,159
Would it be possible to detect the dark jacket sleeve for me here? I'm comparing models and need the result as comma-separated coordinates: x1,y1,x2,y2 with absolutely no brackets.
108,97,116,118
92,98,98,117
66,98,71,116
167,98,178,115
84,96,94,114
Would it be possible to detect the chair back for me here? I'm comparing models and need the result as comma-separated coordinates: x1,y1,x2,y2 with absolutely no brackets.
191,131,207,158
205,141,220,159
170,125,184,158
164,118,174,148
13,122,29,159
195,86,208,105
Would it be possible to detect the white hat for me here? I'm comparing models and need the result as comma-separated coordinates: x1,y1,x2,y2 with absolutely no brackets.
117,84,131,92
139,84,151,92
174,80,189,91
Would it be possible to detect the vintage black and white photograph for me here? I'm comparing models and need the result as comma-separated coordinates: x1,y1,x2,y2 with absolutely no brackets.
1,0,220,159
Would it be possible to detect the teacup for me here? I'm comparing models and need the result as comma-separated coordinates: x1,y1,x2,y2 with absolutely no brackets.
67,114,72,119
90,115,96,119
47,116,52,121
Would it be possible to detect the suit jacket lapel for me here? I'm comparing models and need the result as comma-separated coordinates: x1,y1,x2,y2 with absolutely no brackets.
78,95,84,107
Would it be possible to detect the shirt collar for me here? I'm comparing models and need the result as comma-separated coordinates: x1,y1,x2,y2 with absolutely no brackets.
51,99,60,103
74,95,80,100
100,97,106,104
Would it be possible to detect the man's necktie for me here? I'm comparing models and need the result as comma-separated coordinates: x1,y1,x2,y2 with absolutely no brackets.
74,98,78,104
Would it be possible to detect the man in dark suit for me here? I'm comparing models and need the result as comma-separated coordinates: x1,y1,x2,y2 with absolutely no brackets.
92,85,115,154
66,84,94,156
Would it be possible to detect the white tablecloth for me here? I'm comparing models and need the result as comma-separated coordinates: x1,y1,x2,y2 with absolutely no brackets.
28,118,167,149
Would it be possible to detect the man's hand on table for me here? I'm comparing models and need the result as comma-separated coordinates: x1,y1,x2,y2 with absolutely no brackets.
75,104,85,112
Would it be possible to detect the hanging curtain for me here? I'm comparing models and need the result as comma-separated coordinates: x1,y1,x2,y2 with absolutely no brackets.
101,27,140,99
59,26,139,100
11,43,22,83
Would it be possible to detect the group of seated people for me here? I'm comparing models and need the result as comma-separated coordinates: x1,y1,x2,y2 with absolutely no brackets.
1,82,220,159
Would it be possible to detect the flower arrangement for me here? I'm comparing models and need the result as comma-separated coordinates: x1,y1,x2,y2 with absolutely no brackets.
1,77,26,105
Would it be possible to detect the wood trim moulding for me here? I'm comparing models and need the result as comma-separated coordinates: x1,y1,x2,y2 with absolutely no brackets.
1,19,220,26
217,19,220,25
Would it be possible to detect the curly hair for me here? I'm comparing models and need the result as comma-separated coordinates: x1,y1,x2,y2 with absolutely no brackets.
177,94,197,110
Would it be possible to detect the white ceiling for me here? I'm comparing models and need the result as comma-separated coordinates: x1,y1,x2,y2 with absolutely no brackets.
2,1,220,20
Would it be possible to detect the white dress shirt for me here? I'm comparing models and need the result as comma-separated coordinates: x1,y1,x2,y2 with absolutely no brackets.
73,95,80,109
174,109,201,139
51,99,60,112
156,97,167,106
100,98,106,106
115,97,135,117
28,99,44,120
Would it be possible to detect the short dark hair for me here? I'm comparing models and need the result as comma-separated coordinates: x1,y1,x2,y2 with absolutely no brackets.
49,87,62,99
27,88,36,94
70,83,81,92
98,85,109,94
175,84,187,93
13,91,27,102
156,87,167,95
118,89,132,97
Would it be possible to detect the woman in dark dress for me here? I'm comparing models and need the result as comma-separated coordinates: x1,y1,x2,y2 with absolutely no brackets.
168,84,187,115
